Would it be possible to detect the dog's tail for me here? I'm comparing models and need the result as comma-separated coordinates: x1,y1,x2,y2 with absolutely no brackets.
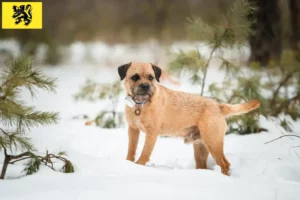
219,100,260,117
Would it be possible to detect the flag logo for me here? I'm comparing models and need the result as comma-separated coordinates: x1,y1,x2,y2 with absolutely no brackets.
13,4,32,26
2,2,42,29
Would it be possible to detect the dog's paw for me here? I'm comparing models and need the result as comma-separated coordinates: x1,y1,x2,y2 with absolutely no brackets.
126,157,135,162
135,159,147,165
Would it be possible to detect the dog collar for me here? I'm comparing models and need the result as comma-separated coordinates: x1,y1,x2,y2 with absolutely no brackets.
125,96,149,108
135,100,149,105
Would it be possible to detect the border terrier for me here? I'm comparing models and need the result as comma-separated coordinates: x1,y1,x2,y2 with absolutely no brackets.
118,62,260,175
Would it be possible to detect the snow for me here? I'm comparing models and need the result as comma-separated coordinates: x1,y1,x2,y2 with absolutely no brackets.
0,39,250,66
0,42,300,200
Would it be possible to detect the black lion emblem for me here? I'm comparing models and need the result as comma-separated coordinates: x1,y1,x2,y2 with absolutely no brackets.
12,4,32,26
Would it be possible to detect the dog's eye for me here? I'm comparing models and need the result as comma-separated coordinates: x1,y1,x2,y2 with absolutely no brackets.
148,76,154,81
131,74,140,82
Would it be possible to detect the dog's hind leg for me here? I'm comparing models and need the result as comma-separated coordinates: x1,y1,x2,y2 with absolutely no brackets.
204,139,230,175
198,118,231,175
183,126,209,169
207,142,230,175
193,141,209,169
126,127,140,162
222,155,230,171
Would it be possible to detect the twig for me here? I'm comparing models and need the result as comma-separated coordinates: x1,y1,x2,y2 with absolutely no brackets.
294,150,300,160
172,158,178,169
39,160,55,171
289,145,300,156
264,135,300,144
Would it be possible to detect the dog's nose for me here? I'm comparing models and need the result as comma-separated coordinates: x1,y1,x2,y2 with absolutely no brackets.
140,83,150,90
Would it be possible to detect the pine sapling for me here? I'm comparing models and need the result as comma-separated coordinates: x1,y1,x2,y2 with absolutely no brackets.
0,55,74,179
169,0,299,134
74,79,124,128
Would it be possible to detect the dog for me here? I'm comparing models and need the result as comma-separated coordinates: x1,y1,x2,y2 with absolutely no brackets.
118,62,260,175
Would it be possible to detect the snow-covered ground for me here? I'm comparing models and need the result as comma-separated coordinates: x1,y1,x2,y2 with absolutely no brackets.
0,44,300,200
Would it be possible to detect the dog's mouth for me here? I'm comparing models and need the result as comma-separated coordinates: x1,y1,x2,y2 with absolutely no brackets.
131,85,154,103
133,94,151,102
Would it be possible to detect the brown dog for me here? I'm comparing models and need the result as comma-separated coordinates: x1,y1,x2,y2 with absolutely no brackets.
118,62,260,175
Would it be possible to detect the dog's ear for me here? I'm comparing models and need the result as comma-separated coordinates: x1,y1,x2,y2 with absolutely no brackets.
151,64,162,82
118,62,131,81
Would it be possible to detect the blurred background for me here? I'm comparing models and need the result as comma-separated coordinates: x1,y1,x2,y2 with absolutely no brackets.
0,0,299,66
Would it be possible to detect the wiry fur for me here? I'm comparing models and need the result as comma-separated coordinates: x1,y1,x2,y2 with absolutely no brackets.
118,62,260,175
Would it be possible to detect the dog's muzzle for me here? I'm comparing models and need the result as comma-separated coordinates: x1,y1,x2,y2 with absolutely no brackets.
137,83,150,94
132,83,153,102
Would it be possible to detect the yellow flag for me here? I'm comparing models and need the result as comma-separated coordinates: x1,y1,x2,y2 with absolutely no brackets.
2,2,42,29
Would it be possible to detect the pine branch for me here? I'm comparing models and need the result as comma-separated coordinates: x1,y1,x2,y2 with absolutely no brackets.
74,79,123,128
74,80,121,102
227,93,248,103
224,0,256,44
0,148,9,179
0,99,27,128
198,28,235,96
272,92,300,115
189,2,254,96
9,151,34,160
0,127,9,136
0,130,34,152
24,151,74,174
187,0,256,48
0,55,57,100
200,46,217,96
4,147,7,156
9,156,31,164
270,70,297,105
0,104,58,134
22,110,59,128
1,149,74,179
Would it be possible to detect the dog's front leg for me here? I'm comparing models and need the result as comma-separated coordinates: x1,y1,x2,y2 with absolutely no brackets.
126,126,140,162
135,132,158,165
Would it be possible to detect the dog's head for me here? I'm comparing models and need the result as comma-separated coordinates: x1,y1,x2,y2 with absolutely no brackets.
118,62,161,102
